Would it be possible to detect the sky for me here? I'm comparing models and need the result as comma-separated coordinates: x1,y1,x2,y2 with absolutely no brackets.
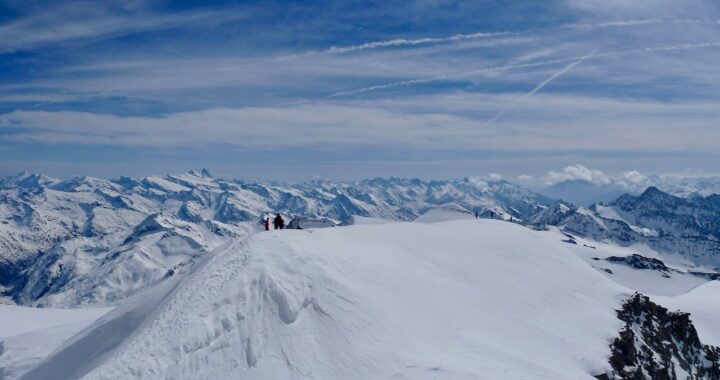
1,0,720,184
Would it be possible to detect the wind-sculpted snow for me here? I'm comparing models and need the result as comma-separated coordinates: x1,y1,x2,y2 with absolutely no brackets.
0,170,553,307
23,220,628,380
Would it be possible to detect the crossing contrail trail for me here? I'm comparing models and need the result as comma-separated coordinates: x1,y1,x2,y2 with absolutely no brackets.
325,58,579,98
326,42,720,98
485,49,599,125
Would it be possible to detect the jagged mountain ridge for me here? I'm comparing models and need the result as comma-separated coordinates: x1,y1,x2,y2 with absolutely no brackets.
532,186,720,269
0,170,554,307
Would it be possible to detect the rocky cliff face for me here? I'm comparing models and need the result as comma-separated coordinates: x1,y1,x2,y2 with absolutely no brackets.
597,293,720,380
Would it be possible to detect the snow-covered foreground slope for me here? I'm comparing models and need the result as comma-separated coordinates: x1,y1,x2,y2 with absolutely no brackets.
0,305,110,378
21,220,630,380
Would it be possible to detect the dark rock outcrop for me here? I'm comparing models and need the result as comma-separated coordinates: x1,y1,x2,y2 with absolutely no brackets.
597,293,720,379
606,254,669,271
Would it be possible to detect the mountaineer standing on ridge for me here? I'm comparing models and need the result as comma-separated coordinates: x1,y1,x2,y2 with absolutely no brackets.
273,214,285,230
264,217,270,231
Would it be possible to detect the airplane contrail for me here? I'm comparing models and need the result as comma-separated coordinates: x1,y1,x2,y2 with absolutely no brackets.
325,58,579,98
485,49,599,125
322,32,513,54
307,18,697,57
326,42,720,97
561,19,662,29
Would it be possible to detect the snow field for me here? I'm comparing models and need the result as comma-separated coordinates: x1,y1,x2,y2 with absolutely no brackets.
27,220,629,379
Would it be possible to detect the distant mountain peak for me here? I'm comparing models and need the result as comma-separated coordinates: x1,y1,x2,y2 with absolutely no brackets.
640,186,666,198
187,169,213,178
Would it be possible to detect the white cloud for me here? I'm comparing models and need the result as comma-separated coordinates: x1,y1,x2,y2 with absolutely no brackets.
467,177,489,190
0,105,478,149
4,93,720,153
488,173,503,181
621,170,648,185
614,170,651,191
544,166,657,191
546,164,611,185
565,0,715,17
518,175,533,181
0,5,248,52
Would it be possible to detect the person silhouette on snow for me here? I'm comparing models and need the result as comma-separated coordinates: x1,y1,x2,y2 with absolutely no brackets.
264,217,270,231
273,214,285,230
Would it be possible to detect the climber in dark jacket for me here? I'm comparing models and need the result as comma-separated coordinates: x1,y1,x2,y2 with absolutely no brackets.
273,214,285,230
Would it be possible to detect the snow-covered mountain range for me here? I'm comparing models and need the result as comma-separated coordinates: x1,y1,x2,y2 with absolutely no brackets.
3,170,720,310
2,170,720,379
531,187,720,271
0,170,554,307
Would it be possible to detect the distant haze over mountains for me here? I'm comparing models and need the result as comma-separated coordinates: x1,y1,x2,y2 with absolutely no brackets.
542,179,627,206
541,176,720,206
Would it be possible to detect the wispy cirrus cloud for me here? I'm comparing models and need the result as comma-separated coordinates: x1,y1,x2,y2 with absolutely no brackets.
1,0,720,179
3,93,720,154
327,41,720,98
0,4,248,52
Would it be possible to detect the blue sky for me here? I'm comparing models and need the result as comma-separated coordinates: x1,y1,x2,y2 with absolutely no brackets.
1,0,720,183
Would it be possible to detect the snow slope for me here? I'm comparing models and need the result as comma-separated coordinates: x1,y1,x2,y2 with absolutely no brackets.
0,305,109,339
556,231,712,296
23,220,628,380
655,281,720,347
413,204,475,223
0,305,110,378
